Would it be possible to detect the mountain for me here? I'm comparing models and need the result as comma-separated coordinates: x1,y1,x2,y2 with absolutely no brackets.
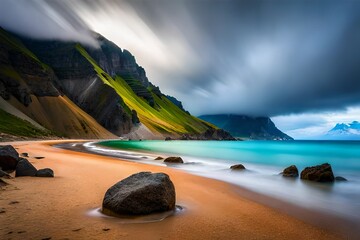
322,121,360,140
0,27,231,140
198,114,293,140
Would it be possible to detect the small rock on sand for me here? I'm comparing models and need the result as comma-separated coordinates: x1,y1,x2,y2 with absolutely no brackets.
36,168,54,178
21,153,29,157
34,157,45,159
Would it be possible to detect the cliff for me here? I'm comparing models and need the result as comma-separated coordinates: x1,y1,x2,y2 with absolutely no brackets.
0,27,226,139
199,114,293,140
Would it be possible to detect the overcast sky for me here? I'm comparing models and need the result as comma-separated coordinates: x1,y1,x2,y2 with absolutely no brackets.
0,0,359,138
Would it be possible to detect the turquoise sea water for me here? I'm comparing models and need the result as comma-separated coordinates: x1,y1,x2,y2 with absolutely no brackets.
93,140,360,223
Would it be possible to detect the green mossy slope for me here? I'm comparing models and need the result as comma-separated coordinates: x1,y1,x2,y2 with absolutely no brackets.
0,108,52,137
76,44,211,135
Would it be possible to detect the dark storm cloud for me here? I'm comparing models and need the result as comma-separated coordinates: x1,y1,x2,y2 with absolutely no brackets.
0,0,97,46
1,0,359,116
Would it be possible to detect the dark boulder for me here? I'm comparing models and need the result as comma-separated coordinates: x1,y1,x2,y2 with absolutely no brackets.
0,145,19,171
335,176,347,181
21,153,29,157
154,156,164,160
15,158,37,177
36,168,54,178
300,163,334,182
164,157,183,164
102,172,176,216
230,164,246,170
282,165,299,177
165,137,172,141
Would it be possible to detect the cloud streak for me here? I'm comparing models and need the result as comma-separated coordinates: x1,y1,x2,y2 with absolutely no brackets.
1,0,359,117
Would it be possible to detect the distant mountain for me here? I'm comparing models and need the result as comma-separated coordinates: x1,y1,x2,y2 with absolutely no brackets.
323,121,360,140
0,27,231,140
198,114,293,140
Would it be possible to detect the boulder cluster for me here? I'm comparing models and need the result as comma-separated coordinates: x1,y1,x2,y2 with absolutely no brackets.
281,163,346,182
0,145,54,179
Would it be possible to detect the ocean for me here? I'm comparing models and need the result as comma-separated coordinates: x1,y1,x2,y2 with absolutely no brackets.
88,140,360,224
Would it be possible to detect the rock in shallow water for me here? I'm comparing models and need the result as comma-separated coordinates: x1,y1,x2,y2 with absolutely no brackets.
230,164,246,170
282,165,299,177
300,163,334,182
163,157,183,163
102,172,176,216
0,145,19,171
335,176,347,181
15,158,37,177
36,168,54,178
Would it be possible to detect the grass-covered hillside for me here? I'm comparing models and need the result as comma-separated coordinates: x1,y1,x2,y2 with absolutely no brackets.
76,44,211,136
0,108,52,138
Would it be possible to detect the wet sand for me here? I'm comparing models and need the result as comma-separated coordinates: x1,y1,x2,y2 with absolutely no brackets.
0,140,346,239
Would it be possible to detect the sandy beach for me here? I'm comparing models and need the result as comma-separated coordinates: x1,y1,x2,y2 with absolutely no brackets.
0,140,346,240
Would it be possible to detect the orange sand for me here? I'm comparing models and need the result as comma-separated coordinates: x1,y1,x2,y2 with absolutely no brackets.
0,140,343,239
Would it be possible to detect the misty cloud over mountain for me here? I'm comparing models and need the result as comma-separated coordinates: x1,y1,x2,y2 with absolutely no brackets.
1,0,359,117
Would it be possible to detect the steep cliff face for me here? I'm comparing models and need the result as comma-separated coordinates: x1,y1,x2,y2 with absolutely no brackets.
0,28,59,106
199,114,293,140
20,38,134,136
0,28,116,138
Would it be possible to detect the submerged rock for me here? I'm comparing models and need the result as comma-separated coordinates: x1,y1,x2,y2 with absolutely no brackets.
282,165,299,177
15,158,37,177
36,168,54,178
230,164,246,170
0,145,19,171
164,157,183,164
335,176,347,181
300,163,334,182
102,172,176,215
